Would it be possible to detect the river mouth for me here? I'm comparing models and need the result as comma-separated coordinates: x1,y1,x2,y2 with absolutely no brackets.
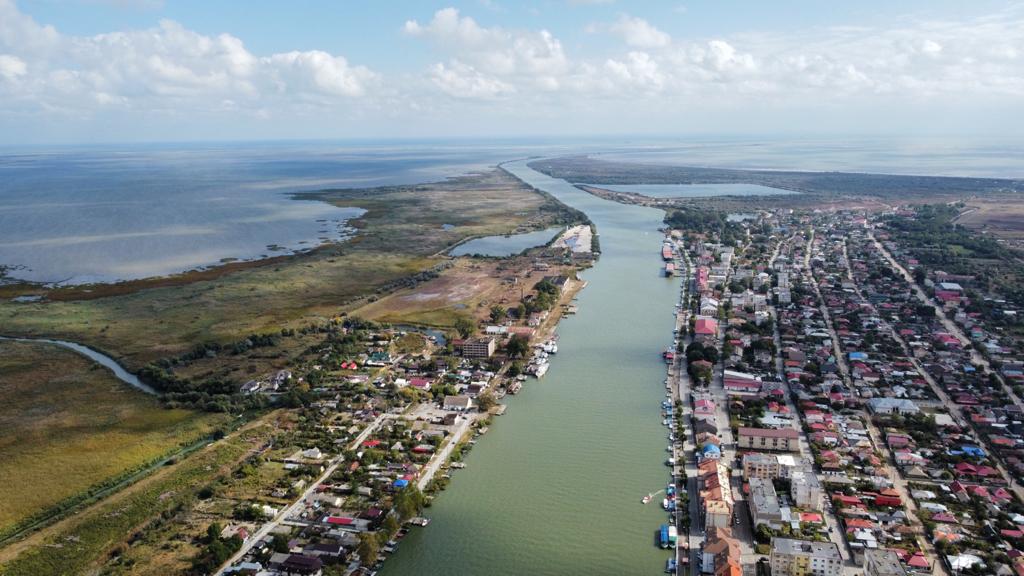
381,160,680,576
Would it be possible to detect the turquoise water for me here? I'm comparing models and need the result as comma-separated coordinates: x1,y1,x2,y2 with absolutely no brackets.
449,227,563,257
380,160,681,576
590,182,794,198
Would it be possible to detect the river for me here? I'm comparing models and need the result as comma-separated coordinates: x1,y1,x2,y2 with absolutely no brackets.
0,336,154,394
381,159,681,575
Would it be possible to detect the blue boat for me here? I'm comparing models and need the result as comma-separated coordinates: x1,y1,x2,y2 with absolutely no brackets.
659,524,670,548
665,558,677,573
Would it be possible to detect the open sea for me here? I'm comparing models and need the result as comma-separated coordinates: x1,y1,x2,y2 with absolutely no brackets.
1,137,1020,285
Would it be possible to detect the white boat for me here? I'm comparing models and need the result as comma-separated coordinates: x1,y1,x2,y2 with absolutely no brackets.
532,362,549,378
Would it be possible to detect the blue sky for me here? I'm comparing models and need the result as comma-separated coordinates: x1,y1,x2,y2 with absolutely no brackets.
2,0,1023,143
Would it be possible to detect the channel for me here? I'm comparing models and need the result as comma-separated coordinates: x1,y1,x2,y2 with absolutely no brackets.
381,158,681,575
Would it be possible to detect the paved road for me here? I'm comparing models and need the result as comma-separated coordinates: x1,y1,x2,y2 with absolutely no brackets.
821,236,947,575
869,230,1024,412
216,413,391,575
863,234,1024,504
417,414,475,491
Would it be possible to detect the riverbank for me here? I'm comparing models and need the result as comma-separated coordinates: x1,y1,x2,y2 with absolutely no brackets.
379,159,681,576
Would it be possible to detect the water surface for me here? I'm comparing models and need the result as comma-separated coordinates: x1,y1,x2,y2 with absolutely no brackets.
590,182,794,198
0,336,152,394
449,227,563,257
381,160,680,576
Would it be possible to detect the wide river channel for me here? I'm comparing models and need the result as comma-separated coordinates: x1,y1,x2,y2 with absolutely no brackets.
381,159,682,575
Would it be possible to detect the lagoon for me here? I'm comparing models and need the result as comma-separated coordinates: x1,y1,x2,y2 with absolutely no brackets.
449,227,563,257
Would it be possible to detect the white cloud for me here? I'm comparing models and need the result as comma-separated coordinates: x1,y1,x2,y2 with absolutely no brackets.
0,0,377,119
403,7,568,92
610,15,671,48
429,60,514,99
1,0,1024,140
0,54,26,79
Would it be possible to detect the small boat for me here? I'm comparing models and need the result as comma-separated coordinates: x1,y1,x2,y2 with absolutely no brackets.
642,494,652,504
409,517,431,526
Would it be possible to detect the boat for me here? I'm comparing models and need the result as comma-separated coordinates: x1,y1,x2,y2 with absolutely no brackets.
665,262,675,276
659,524,672,549
665,558,678,574
642,494,652,504
507,381,522,394
409,517,431,526
532,362,549,378
450,462,466,469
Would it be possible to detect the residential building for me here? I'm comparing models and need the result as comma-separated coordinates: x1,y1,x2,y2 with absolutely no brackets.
442,395,474,411
738,427,800,452
705,499,731,530
457,337,496,358
863,549,908,576
790,466,824,510
742,453,798,480
867,397,920,416
748,477,783,529
701,527,741,574
770,538,843,576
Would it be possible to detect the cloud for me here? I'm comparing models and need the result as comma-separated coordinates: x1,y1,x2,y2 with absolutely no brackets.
2,0,1024,140
403,8,568,92
0,0,377,119
0,54,26,79
610,15,671,48
429,60,515,99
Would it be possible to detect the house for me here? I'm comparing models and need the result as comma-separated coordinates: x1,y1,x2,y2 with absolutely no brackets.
868,397,920,416
280,554,323,576
443,395,474,411
695,318,719,341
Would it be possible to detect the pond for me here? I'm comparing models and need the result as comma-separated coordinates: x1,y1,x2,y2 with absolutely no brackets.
588,182,795,198
449,226,563,257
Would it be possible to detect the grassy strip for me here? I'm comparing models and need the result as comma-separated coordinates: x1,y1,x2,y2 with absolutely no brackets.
0,417,275,576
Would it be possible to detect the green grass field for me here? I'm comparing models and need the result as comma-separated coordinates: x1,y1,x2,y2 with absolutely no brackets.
0,340,226,535
0,410,277,576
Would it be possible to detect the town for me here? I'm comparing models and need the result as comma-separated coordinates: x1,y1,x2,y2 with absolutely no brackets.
661,204,1024,576
207,234,592,576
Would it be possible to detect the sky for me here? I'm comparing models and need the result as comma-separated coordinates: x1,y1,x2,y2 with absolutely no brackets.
1,0,1023,144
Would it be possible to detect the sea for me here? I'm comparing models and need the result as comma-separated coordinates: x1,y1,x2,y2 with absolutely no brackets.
1,137,1021,285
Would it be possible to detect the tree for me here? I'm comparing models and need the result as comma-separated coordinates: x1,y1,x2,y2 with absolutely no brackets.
357,532,379,565
507,361,523,378
271,533,290,553
477,391,497,411
383,514,400,539
454,316,475,339
505,334,530,359
489,305,506,323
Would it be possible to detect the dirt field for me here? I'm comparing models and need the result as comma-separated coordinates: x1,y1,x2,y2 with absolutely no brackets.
956,196,1024,241
352,257,573,328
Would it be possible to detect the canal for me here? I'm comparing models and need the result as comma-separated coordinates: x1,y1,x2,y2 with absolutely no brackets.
380,159,681,575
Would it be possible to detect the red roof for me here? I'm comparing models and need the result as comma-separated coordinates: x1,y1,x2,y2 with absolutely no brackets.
695,318,718,335
326,516,355,525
